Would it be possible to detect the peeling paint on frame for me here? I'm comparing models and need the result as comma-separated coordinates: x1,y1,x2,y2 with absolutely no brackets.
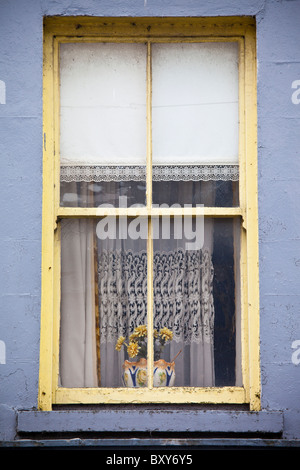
39,16,259,411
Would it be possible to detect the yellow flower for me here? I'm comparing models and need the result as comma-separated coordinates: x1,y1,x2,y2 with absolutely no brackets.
127,341,141,358
159,327,173,342
129,332,137,342
154,329,158,338
133,325,147,338
115,336,125,351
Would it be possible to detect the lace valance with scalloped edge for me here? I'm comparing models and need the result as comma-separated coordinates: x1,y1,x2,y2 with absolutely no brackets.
60,164,239,183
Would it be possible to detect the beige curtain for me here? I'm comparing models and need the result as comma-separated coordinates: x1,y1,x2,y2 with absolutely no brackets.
59,183,98,388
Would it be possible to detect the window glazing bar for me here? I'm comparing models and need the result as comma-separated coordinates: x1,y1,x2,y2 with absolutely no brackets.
146,41,154,388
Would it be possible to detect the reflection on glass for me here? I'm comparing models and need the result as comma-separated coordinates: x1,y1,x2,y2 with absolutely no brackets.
60,181,146,208
152,180,239,207
59,43,147,207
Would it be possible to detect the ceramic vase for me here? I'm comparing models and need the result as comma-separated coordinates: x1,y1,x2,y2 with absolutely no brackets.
122,358,175,387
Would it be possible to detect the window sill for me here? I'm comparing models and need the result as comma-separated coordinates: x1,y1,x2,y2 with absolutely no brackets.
17,409,283,435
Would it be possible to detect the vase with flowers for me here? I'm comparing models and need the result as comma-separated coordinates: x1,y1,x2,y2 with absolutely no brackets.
115,325,180,387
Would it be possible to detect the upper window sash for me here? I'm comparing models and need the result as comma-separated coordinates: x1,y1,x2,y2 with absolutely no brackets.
58,38,243,211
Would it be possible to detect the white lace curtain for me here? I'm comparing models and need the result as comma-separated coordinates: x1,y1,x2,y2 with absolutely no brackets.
97,226,215,388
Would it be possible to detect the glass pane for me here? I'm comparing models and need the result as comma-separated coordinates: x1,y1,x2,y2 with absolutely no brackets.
59,216,241,389
152,180,239,207
59,43,147,207
60,180,146,208
152,217,241,387
152,42,239,206
59,217,148,388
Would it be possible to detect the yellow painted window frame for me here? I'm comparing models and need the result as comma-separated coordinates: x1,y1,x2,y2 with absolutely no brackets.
39,16,259,411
